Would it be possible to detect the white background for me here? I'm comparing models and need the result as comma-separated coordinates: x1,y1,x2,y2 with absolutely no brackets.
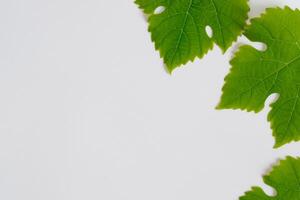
0,0,299,199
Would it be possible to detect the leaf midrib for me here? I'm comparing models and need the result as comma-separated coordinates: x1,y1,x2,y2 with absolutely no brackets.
209,0,225,48
169,0,193,66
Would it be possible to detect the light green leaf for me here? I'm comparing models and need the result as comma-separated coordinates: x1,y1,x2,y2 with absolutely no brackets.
218,7,300,148
240,156,300,200
135,0,249,72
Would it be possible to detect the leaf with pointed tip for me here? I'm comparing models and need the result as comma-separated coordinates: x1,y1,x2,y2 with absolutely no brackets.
240,156,300,200
135,0,249,72
218,7,300,148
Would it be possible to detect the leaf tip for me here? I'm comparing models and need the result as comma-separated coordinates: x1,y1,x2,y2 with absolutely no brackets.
215,102,224,110
163,62,178,74
273,142,283,149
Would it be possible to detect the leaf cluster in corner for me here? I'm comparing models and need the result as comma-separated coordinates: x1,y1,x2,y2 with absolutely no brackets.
135,0,249,72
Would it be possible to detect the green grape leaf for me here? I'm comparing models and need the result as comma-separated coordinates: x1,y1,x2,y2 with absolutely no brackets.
218,7,300,148
135,0,249,72
240,156,300,200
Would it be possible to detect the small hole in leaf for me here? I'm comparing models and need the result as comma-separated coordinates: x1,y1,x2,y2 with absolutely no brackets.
205,26,213,38
154,6,165,15
250,41,267,52
261,184,277,197
265,93,280,107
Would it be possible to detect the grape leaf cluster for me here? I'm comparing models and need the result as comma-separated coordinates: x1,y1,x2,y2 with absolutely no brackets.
136,2,300,199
